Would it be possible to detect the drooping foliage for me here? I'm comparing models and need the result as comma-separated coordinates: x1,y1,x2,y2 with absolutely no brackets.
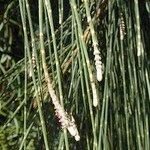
0,0,150,149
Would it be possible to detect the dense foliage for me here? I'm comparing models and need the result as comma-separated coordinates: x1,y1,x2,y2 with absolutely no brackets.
0,0,150,149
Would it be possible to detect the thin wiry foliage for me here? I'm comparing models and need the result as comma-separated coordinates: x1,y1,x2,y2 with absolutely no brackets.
0,0,150,149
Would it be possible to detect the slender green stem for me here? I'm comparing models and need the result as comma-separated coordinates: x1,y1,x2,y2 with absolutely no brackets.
19,1,49,149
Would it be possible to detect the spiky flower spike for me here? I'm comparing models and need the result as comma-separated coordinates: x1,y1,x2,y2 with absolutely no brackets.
39,0,80,141
83,0,104,82
39,30,80,142
93,44,103,82
55,106,80,141
40,48,80,141
119,13,126,40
